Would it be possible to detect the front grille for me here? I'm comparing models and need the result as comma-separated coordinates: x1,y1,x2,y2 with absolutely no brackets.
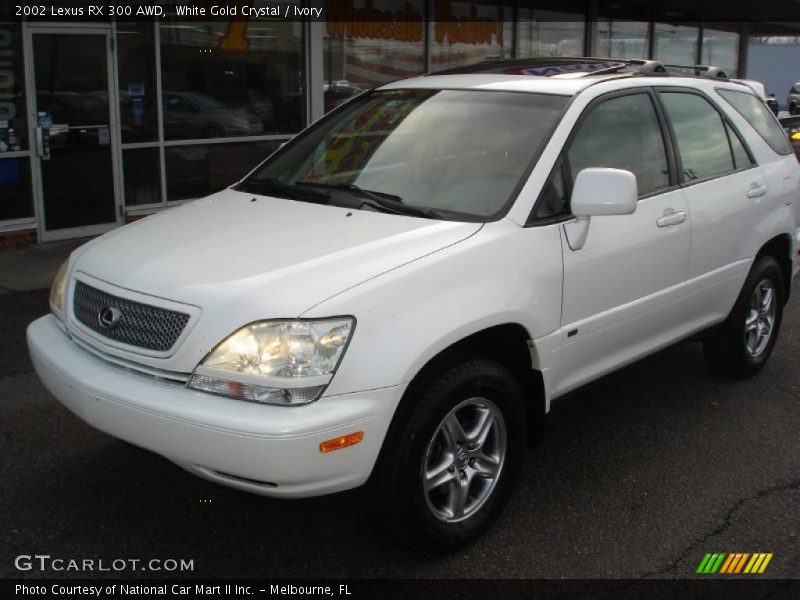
73,281,190,352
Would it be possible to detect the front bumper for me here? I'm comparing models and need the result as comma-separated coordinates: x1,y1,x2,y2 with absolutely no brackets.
27,315,402,498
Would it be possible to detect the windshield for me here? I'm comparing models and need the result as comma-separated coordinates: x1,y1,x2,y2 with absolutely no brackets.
240,89,568,220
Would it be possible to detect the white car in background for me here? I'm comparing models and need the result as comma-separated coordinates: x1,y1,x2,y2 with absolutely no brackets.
28,58,799,555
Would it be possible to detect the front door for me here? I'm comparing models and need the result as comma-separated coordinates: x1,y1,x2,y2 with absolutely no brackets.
553,90,691,396
28,28,120,241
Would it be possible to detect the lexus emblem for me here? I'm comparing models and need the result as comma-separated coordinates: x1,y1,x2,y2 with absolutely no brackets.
98,307,122,329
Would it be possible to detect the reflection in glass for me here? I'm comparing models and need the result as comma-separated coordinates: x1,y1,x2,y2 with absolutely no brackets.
117,23,158,143
166,140,280,201
702,27,739,77
246,90,568,219
654,22,698,66
34,35,109,126
431,0,514,72
33,34,116,230
0,22,28,152
0,158,34,220
41,127,116,229
567,94,669,196
159,12,304,140
323,0,425,113
660,93,734,181
123,147,162,205
517,14,585,58
596,20,649,60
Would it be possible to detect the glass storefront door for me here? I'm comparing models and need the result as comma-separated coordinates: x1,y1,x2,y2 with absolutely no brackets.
29,28,120,240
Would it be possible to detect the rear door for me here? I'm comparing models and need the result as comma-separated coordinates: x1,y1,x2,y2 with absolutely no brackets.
551,89,691,395
656,89,764,330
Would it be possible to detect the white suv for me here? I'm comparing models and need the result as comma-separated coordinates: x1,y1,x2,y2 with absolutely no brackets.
28,58,800,554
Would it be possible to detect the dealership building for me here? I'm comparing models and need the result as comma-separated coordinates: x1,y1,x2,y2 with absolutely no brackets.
0,0,797,246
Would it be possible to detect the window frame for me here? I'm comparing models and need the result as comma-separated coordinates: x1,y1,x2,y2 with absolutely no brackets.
655,87,758,188
526,87,679,226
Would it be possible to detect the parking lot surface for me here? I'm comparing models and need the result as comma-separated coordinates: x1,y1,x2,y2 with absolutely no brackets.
1,288,798,579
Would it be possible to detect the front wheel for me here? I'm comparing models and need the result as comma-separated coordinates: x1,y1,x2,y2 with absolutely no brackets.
703,256,785,378
367,358,526,555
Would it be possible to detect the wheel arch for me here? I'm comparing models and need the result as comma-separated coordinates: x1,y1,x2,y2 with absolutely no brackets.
374,323,546,482
756,233,793,302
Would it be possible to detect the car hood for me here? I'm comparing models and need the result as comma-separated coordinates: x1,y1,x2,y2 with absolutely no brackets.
73,188,482,318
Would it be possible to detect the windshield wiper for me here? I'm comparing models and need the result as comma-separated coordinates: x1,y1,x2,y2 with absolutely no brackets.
295,181,444,219
236,178,330,203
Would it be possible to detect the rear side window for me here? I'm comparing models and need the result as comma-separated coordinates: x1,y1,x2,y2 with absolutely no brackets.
566,93,670,197
717,88,793,155
660,92,735,182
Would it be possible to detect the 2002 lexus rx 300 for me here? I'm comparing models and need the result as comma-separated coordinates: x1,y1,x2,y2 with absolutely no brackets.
28,59,800,554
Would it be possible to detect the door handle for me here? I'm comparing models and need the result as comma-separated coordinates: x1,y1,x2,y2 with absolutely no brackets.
656,209,687,228
746,184,768,198
35,126,43,158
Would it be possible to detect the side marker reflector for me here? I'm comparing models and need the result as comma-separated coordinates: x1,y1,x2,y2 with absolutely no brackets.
320,431,364,453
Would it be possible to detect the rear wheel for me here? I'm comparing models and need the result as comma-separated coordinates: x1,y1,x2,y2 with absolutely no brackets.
367,358,526,555
703,256,784,378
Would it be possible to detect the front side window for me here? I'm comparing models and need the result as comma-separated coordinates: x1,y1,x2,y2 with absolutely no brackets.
717,88,793,156
567,93,670,197
660,92,735,182
241,89,568,220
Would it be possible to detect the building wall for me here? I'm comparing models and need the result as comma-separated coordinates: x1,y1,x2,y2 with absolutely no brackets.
746,40,800,110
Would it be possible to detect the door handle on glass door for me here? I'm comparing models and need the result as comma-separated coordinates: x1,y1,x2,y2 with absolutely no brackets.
656,209,687,228
746,184,768,198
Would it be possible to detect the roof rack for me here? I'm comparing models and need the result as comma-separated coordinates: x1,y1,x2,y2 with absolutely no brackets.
428,57,728,80
663,64,729,80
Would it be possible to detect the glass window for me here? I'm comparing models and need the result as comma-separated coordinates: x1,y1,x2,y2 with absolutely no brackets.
517,12,585,58
0,157,33,220
431,1,514,72
726,122,753,169
242,89,568,220
123,148,162,205
166,140,281,201
323,0,424,113
0,22,28,152
653,22,699,66
702,26,740,77
159,9,304,140
567,93,669,197
717,89,793,156
117,23,158,143
660,92,734,181
595,20,649,60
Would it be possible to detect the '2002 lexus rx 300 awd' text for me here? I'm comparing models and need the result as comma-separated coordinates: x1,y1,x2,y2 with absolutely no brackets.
28,59,800,554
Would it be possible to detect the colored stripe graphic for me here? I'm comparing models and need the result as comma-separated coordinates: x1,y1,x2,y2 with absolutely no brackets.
697,553,727,573
698,552,774,574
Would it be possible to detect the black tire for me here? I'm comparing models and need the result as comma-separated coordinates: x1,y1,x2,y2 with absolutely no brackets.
790,103,798,116
366,358,526,556
703,256,785,378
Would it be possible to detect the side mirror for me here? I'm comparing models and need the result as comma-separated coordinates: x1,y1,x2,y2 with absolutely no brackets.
564,167,637,250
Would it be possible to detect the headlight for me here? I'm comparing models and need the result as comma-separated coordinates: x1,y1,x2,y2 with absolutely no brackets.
49,259,69,318
188,318,354,405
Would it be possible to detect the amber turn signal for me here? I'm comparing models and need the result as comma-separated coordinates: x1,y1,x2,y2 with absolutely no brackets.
319,431,364,453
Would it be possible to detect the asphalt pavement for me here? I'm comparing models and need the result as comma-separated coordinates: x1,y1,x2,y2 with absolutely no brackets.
1,287,799,580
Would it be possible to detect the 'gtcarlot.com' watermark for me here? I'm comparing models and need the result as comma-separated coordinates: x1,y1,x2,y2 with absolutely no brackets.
15,554,194,573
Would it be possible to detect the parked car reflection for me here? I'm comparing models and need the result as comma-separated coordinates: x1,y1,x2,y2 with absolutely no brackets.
162,91,265,140
324,81,364,112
